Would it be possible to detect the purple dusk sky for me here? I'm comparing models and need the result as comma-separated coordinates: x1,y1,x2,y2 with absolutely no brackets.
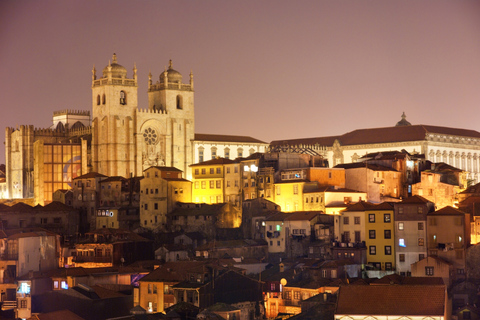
1,1,480,164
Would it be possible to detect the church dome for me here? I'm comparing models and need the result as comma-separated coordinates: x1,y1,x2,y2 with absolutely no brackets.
396,112,411,127
160,60,182,83
102,53,127,78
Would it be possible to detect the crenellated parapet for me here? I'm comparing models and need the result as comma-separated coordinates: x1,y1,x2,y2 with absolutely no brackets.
53,110,90,117
137,108,168,115
148,82,193,92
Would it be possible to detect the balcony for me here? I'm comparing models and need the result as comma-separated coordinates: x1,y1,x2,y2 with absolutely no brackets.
73,256,112,263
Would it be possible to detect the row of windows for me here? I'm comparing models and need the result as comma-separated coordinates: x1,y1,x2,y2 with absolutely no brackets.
198,148,255,162
398,222,424,230
368,229,392,239
369,245,392,255
194,180,222,189
368,213,391,223
194,168,223,175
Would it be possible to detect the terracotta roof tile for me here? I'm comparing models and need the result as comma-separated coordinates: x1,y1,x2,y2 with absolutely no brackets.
336,285,446,316
195,133,267,144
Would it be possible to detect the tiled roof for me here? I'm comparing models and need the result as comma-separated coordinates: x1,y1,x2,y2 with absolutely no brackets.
99,176,127,183
144,166,183,172
284,211,319,221
271,124,480,147
459,182,480,194
34,309,86,320
195,133,267,144
334,163,398,172
139,261,208,282
371,274,445,286
335,285,446,316
74,172,108,180
399,195,431,204
428,206,467,216
190,157,235,167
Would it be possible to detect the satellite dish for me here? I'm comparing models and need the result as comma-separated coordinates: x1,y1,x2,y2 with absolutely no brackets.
280,278,287,286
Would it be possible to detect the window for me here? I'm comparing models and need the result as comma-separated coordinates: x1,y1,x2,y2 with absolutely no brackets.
176,95,183,109
418,222,424,230
293,291,301,300
384,214,391,222
145,204,148,210
399,238,406,247
419,254,425,260
385,262,392,270
418,238,424,246
425,266,434,276
293,184,298,195
369,230,376,239
385,246,392,255
355,231,361,242
384,229,391,239
201,168,206,175
201,181,206,189
54,281,59,289
369,214,375,223
418,206,423,214
216,180,221,188
210,168,214,174
199,150,204,163
399,254,405,262
343,217,349,225
148,284,152,294
398,222,404,230
369,246,376,255
398,207,404,214
195,169,199,175
354,217,360,224
120,90,127,105
195,181,199,189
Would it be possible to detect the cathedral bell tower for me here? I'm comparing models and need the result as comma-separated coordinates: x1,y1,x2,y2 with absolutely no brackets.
91,53,138,177
144,60,195,179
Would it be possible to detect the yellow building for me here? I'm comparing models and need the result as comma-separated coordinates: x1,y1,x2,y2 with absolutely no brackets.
224,161,241,206
273,181,305,212
364,202,395,271
191,158,232,204
140,166,191,230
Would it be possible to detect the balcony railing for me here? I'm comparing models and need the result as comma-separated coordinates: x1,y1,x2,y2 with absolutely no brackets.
73,256,112,263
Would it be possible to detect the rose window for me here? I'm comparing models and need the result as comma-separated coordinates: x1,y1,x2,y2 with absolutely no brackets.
143,128,158,145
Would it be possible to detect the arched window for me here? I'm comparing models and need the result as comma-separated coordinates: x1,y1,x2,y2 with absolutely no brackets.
102,94,106,105
176,95,183,109
120,91,127,105
97,95,100,105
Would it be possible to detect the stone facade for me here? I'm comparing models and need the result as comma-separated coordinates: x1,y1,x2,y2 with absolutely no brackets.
91,56,195,180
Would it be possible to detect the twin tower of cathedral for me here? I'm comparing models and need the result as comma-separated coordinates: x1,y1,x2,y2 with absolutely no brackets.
91,53,195,178
4,54,195,203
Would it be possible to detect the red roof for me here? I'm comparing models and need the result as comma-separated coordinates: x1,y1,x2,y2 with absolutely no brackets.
336,285,446,316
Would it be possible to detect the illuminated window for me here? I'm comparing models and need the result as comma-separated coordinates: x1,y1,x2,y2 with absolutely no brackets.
369,246,376,255
369,230,376,239
276,225,281,231
369,214,375,223
398,222,404,230
418,238,424,246
384,214,391,222
418,222,424,230
399,239,406,247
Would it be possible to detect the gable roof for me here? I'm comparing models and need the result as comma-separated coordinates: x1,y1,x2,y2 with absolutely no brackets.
271,124,480,147
195,133,267,144
428,206,467,216
190,157,235,167
335,285,446,316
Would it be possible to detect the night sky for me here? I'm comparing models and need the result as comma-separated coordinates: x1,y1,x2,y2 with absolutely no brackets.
1,1,480,164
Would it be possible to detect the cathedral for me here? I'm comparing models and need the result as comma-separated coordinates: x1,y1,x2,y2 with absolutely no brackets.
4,54,196,204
